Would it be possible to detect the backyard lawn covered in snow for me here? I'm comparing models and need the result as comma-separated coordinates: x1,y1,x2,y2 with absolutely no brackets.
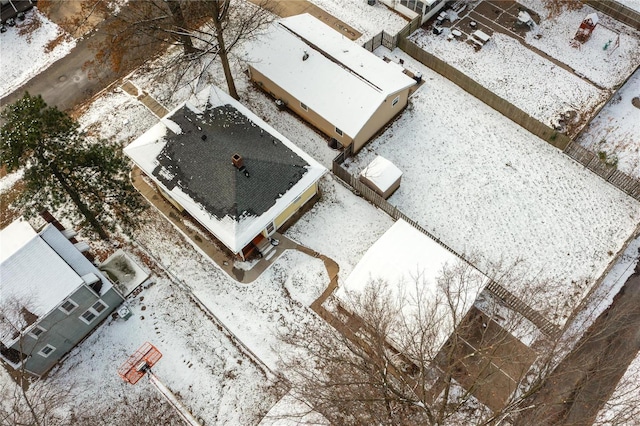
345,47,640,326
409,0,640,134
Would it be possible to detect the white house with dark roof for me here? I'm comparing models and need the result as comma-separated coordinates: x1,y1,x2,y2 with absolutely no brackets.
0,218,125,376
124,86,327,260
245,13,416,155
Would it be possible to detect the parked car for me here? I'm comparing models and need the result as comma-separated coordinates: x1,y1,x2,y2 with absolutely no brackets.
1,0,36,33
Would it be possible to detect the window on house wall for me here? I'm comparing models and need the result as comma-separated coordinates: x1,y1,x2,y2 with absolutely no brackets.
335,127,343,137
79,300,108,325
59,299,78,315
300,102,308,111
392,96,400,107
38,344,56,358
28,325,47,339
266,222,275,235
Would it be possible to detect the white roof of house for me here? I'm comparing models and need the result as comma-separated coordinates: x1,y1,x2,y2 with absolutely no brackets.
360,155,402,192
245,13,415,138
0,222,83,344
125,86,326,254
336,219,488,353
0,218,37,262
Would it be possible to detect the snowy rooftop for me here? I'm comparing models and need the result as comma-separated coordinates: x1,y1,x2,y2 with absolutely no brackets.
0,218,37,262
0,222,87,345
244,13,415,138
336,219,488,352
360,155,402,192
124,86,326,254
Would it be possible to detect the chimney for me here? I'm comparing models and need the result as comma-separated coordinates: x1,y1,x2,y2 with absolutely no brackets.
232,153,244,169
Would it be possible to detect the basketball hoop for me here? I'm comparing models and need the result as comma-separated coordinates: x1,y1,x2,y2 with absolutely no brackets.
117,342,163,384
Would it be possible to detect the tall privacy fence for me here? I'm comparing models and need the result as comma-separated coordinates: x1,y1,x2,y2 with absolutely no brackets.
583,0,640,30
358,12,640,202
397,37,572,150
362,15,421,52
564,142,640,199
332,152,460,259
397,37,640,201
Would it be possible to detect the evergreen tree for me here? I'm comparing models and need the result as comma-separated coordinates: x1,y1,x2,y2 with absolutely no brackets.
0,93,145,240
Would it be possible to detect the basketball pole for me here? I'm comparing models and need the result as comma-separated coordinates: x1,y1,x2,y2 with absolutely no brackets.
147,369,202,426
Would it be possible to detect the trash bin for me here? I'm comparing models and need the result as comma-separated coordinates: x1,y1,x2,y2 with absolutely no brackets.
414,72,422,83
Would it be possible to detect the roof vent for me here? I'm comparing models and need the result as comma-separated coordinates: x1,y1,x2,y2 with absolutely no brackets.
302,51,309,61
201,134,207,141
232,153,244,169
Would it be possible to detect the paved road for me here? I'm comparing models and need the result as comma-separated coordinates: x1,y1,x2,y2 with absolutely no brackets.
0,28,113,111
0,9,161,112
522,263,640,425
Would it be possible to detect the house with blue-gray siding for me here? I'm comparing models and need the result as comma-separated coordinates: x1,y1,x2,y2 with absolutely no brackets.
0,218,125,377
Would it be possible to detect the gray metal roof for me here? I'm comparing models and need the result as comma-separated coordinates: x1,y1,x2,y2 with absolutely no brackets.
153,104,310,220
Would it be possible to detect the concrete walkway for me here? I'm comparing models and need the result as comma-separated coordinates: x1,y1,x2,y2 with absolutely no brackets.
131,166,344,290
121,80,169,118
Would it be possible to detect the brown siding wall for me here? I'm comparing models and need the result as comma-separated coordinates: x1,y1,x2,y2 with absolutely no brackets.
352,89,411,153
249,66,354,148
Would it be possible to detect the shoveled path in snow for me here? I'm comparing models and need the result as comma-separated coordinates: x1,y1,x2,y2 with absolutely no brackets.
522,267,640,425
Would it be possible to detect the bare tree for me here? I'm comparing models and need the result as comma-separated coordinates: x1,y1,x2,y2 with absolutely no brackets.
83,0,275,100
277,258,640,425
0,297,74,426
0,297,182,426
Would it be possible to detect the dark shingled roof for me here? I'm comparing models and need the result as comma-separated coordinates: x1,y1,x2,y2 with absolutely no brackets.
152,104,310,220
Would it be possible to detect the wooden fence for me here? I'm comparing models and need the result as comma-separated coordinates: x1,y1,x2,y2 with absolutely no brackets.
333,154,563,336
564,141,640,200
362,15,421,52
583,0,640,30
333,157,462,259
396,37,640,202
398,37,572,150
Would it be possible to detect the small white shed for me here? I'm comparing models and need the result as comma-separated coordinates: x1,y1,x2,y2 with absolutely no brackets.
359,155,402,199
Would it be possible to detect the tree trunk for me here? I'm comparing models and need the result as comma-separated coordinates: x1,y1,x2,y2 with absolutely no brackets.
166,0,197,54
212,1,239,100
50,165,110,240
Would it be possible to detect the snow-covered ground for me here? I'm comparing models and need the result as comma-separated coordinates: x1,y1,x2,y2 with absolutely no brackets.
409,0,640,133
576,67,640,179
345,47,640,326
0,170,23,193
410,29,605,131
309,0,408,42
0,9,75,99
53,270,276,425
521,0,640,89
77,90,159,147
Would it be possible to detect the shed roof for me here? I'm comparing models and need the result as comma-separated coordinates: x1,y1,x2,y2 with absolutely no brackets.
124,86,326,254
360,155,402,193
245,13,415,138
336,219,488,353
1,221,84,345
